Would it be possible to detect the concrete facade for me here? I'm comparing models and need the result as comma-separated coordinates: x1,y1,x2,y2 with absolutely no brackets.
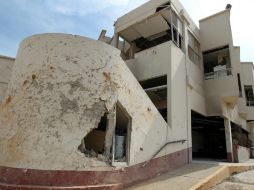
110,0,254,163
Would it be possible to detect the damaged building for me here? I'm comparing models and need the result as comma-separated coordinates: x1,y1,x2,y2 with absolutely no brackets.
0,0,254,189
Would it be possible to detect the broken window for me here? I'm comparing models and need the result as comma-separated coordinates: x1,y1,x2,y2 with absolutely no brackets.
244,85,254,106
140,75,167,122
188,31,200,66
112,103,131,165
203,45,232,80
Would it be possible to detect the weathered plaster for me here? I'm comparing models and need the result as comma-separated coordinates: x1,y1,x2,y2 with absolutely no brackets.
0,33,168,171
0,57,14,102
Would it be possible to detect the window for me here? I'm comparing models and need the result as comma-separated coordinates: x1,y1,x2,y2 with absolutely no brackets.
188,31,200,66
140,75,167,122
237,74,243,97
203,45,232,80
244,85,254,106
171,10,183,48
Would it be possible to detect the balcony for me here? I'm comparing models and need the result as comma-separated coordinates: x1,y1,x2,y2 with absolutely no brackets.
203,45,232,81
204,67,232,80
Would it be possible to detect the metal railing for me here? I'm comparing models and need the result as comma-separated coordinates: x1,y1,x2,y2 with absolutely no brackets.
204,68,232,80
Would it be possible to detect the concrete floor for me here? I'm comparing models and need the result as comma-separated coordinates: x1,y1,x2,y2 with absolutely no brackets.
211,169,254,190
126,159,254,190
126,163,222,190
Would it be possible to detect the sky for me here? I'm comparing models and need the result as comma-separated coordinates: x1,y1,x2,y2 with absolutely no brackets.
0,0,253,62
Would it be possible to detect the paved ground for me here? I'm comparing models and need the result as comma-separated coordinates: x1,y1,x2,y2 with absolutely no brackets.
126,163,221,190
210,169,254,190
126,159,254,190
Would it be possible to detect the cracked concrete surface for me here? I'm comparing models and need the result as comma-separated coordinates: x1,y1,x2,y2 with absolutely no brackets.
210,169,254,190
0,33,168,171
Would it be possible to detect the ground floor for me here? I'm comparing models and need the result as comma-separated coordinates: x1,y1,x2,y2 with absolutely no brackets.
191,110,252,163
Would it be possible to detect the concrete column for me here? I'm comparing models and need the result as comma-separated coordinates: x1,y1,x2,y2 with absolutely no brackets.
104,111,116,159
224,118,234,162
110,22,119,48
129,42,136,59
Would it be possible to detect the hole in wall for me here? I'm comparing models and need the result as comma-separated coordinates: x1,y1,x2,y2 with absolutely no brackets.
78,113,107,158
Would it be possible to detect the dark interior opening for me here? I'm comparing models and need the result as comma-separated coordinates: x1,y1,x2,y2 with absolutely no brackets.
81,113,107,154
191,111,227,160
203,45,231,79
134,29,172,52
114,103,131,162
244,85,254,106
140,76,167,122
237,73,243,97
140,75,167,89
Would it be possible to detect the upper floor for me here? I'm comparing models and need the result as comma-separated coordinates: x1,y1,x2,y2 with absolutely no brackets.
100,0,254,122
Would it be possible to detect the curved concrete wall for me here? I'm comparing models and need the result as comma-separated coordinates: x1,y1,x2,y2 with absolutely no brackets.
0,33,168,171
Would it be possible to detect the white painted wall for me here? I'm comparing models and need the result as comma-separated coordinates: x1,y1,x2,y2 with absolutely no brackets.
126,41,170,81
241,63,254,85
127,41,189,160
199,10,233,51
188,60,206,115
235,146,250,162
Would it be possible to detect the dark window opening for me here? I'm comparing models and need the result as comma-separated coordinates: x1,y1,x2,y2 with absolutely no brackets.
203,45,232,80
113,103,131,163
134,30,172,52
179,35,182,49
140,76,167,122
140,75,167,89
191,111,227,161
237,73,243,97
173,27,178,44
188,31,200,66
244,85,254,106
131,9,183,53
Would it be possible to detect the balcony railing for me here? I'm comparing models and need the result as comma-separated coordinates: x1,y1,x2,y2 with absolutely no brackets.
204,68,232,80
246,100,254,107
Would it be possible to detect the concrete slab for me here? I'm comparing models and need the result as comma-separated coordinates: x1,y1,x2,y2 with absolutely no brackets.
126,163,222,190
210,181,254,190
231,169,254,184
209,168,254,190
